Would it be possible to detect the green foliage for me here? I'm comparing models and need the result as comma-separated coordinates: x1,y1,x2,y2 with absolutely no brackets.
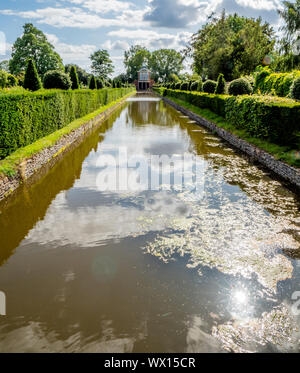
225,95,300,144
90,49,114,80
190,11,275,80
89,76,97,90
197,80,203,92
0,70,7,89
23,59,42,91
149,49,183,82
97,79,104,89
255,68,300,96
124,45,151,82
215,73,226,94
65,64,90,86
9,23,64,76
191,81,199,91
0,88,134,158
6,74,18,87
290,77,300,99
203,80,217,93
154,88,300,146
0,60,9,72
69,66,79,90
180,82,189,91
43,70,72,90
175,82,181,90
228,78,253,95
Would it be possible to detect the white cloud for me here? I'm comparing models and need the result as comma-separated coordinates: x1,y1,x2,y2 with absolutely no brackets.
235,0,282,10
45,33,96,69
60,0,134,13
102,40,130,51
108,29,192,50
0,6,147,29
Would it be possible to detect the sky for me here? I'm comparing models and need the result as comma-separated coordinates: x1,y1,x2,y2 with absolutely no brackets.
0,0,285,77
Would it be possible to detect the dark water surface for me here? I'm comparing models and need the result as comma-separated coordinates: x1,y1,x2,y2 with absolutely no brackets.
0,94,300,352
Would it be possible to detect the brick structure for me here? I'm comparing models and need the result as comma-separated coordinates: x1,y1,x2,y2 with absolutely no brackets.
134,66,154,91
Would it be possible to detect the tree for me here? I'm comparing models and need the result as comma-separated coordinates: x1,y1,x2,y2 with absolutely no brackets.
23,58,42,91
89,75,97,89
90,49,114,80
124,45,151,82
69,66,79,90
65,64,90,86
9,23,64,76
0,70,7,89
43,70,72,90
188,11,275,80
215,73,226,94
0,60,9,72
275,0,300,70
148,49,183,83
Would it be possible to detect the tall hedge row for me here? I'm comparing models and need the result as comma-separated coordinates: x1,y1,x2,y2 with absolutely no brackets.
0,88,134,158
254,69,300,97
154,88,300,145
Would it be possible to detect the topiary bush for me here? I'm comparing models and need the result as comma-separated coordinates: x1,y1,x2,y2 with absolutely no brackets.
97,79,104,89
203,80,217,93
175,82,181,90
197,79,203,92
180,82,189,91
290,77,300,100
89,76,97,90
6,74,18,87
215,73,226,94
228,78,252,96
0,70,7,89
44,70,72,90
69,65,79,90
191,81,198,91
23,59,42,91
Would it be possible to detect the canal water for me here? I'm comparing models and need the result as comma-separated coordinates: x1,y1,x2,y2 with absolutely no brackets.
0,94,300,352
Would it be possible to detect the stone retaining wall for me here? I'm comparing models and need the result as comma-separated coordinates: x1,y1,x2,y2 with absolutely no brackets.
161,95,300,190
0,93,133,202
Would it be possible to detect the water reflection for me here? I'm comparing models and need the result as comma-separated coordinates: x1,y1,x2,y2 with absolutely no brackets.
0,94,300,352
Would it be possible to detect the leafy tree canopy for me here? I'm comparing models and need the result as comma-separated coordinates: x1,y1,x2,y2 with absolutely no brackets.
9,23,64,76
149,49,183,83
0,60,9,72
90,49,114,80
124,45,151,82
65,64,91,86
188,11,275,80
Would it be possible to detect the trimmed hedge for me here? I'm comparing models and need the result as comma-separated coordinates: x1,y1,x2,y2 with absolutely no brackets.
0,87,134,158
203,80,217,93
228,78,252,96
154,88,300,145
43,70,72,90
255,69,300,97
290,77,300,100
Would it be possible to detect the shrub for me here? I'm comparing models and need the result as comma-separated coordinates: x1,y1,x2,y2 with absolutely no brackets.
191,81,198,91
215,74,226,94
23,59,42,91
180,82,189,91
0,70,7,89
44,70,72,90
290,77,300,100
69,66,79,90
89,76,97,90
6,74,18,87
225,95,300,144
197,79,203,92
0,87,134,158
203,80,217,93
175,82,181,90
254,68,300,97
153,87,300,145
97,79,104,89
228,78,252,96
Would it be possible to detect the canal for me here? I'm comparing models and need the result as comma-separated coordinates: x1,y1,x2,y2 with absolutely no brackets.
0,94,300,352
